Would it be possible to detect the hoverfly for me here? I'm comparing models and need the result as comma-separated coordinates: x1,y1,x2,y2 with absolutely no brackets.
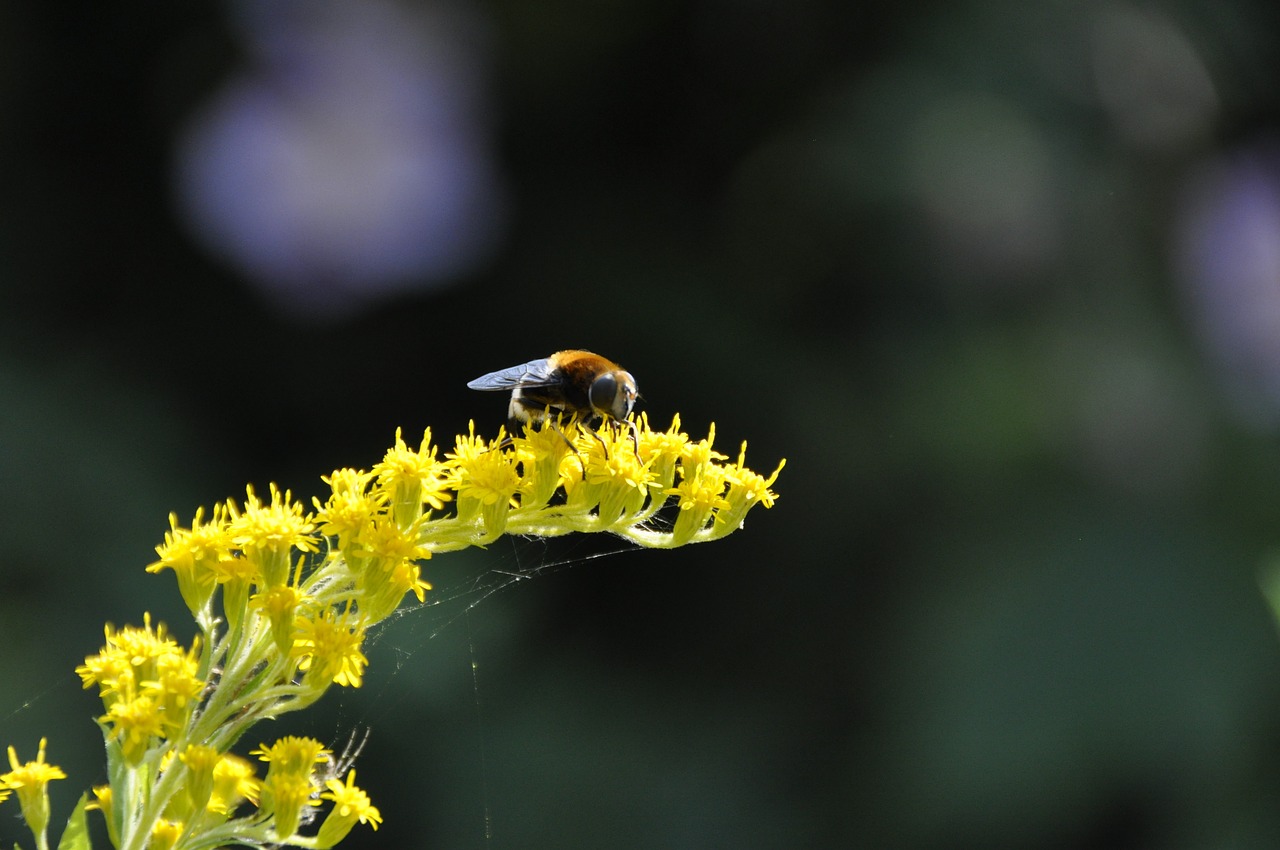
466,349,638,434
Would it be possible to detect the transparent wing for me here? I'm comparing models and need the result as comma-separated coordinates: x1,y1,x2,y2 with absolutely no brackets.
466,358,558,391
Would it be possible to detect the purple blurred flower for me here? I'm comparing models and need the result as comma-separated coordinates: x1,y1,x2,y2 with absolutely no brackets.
1176,148,1280,427
175,0,504,319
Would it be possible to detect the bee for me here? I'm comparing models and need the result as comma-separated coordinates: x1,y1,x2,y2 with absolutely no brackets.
467,350,639,437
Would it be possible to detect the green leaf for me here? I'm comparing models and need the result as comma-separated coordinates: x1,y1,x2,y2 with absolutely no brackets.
55,794,92,850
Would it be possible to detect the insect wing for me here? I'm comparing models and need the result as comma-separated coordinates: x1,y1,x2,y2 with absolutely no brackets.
466,358,559,391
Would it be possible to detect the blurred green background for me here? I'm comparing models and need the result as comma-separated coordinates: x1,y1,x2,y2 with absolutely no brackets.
5,0,1280,847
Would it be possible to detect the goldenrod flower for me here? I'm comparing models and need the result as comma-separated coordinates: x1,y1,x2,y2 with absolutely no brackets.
315,770,382,848
718,443,785,535
147,504,231,620
150,818,183,850
451,427,521,537
82,614,177,684
681,421,728,476
372,427,453,526
391,560,433,603
86,784,119,846
208,543,260,632
292,609,369,689
75,649,134,706
253,737,329,839
250,584,311,652
458,448,522,506
582,426,651,523
103,695,166,764
176,744,220,819
251,735,329,776
229,484,317,588
75,614,208,774
352,517,434,620
314,468,381,551
145,641,205,735
638,412,691,460
209,753,260,814
667,464,732,546
1,737,67,842
513,421,575,508
354,513,432,567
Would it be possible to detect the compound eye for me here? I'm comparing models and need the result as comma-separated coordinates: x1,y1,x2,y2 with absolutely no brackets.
589,372,619,416
613,371,637,420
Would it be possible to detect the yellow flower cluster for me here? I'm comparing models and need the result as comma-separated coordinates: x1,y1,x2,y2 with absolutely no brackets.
433,413,785,548
66,611,375,850
3,415,781,850
76,614,203,763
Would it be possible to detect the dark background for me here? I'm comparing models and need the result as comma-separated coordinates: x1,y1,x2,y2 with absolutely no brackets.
5,1,1280,847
